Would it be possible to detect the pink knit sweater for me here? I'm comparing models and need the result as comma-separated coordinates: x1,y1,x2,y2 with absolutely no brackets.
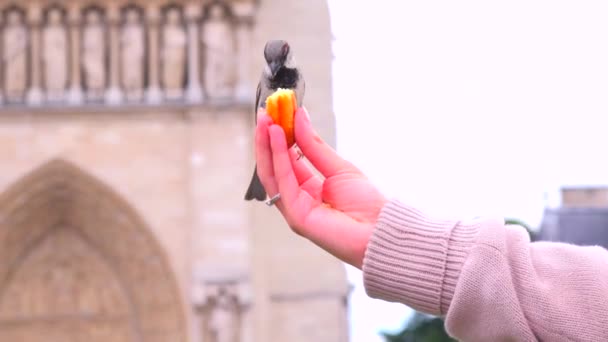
362,200,608,341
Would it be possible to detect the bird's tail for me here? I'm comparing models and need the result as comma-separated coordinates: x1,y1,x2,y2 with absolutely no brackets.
244,166,267,201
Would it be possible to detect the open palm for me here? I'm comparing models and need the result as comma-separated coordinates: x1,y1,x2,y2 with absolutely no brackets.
255,108,387,268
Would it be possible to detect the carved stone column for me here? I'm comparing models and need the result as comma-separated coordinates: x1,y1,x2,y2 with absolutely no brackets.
146,5,162,105
105,5,123,105
232,3,256,103
67,6,83,105
185,4,203,104
26,6,43,106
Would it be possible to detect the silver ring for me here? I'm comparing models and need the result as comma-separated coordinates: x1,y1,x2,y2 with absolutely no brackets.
266,193,281,206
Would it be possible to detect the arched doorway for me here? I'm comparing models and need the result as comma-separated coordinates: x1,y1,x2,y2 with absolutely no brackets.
0,159,187,342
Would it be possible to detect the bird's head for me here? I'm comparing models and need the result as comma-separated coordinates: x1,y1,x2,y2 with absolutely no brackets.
264,40,296,77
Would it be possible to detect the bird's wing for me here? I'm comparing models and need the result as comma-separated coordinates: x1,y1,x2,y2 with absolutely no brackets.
254,80,261,121
296,73,305,107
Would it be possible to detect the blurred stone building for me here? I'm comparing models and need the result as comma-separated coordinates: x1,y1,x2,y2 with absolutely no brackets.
0,0,348,341
538,186,608,248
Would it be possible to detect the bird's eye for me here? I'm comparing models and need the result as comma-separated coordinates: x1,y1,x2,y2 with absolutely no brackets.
282,44,289,56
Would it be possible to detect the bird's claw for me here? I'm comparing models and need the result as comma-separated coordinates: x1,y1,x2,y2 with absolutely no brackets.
295,148,304,160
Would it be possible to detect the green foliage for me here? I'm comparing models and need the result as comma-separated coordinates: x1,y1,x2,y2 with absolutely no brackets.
505,218,537,241
382,312,456,342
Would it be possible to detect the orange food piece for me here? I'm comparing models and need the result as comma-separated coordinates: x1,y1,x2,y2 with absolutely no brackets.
266,88,297,146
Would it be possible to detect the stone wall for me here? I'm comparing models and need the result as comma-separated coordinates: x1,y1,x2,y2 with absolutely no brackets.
0,0,255,107
561,186,608,208
0,0,348,341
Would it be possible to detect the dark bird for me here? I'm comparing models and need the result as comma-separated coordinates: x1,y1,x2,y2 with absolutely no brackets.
244,39,305,201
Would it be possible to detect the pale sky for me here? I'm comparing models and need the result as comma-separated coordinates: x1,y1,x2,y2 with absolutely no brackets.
326,1,608,341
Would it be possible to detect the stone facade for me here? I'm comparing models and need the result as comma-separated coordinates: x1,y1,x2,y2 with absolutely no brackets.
0,0,348,341
561,186,608,208
538,186,608,249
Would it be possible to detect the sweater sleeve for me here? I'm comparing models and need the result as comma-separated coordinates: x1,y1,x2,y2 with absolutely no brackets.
362,199,608,342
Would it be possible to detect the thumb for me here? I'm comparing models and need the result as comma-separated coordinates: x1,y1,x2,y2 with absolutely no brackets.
294,107,360,178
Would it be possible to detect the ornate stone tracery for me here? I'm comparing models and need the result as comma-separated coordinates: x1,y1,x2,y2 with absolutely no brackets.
0,0,257,109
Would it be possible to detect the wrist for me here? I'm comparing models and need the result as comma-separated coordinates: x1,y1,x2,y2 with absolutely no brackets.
362,200,479,316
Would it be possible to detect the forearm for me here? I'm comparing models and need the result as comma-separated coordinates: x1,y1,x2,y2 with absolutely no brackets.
362,200,608,341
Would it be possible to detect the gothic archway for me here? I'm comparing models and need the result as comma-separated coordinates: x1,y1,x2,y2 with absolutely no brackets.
0,159,187,342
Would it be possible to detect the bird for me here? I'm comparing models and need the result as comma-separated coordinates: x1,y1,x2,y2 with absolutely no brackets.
244,39,305,202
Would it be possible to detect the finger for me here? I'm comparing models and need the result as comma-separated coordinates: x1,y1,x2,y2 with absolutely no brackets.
268,125,301,207
289,148,322,196
294,107,361,178
289,148,315,185
255,113,278,195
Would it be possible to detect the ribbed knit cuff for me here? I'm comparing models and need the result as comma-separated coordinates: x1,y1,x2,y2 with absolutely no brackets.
362,200,480,316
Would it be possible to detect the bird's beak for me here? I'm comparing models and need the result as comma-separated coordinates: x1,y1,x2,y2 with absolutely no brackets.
270,61,281,77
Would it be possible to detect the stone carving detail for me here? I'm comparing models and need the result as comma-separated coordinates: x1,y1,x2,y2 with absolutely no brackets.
193,279,251,342
42,7,69,102
120,7,145,102
3,9,28,102
209,288,239,342
202,3,236,100
0,228,136,341
82,9,106,101
0,1,256,108
161,7,187,100
0,159,188,342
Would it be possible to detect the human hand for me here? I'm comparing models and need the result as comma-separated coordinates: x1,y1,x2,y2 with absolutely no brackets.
255,107,388,269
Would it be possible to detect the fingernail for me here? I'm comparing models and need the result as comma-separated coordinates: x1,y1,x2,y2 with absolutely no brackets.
257,109,269,125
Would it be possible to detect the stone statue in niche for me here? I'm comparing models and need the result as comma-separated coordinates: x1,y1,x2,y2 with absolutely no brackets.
208,288,240,342
82,10,106,101
42,7,68,102
2,9,28,102
120,7,145,102
161,7,187,100
201,3,236,100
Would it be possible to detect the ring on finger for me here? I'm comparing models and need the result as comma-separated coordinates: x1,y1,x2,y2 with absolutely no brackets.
265,193,281,206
